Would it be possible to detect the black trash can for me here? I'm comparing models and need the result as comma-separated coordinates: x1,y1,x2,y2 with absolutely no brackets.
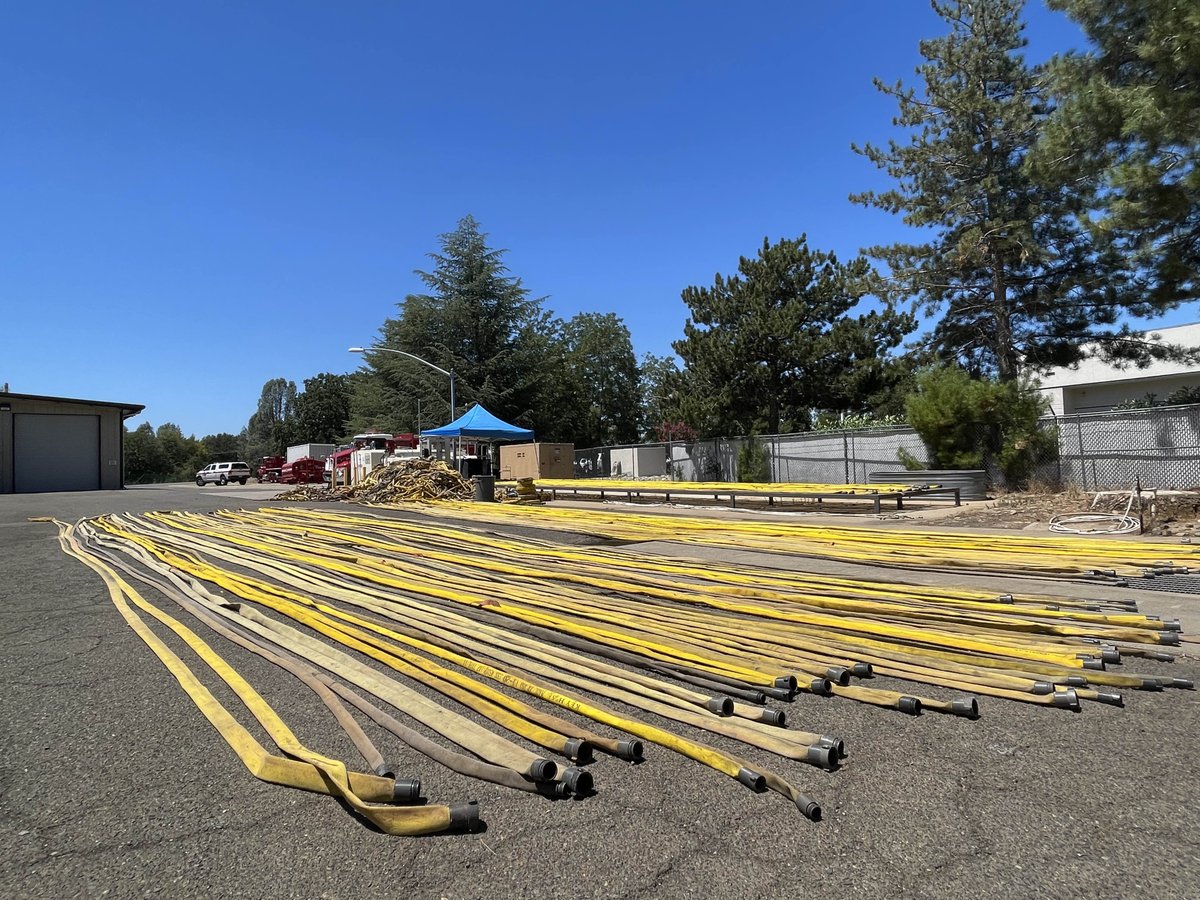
473,474,496,502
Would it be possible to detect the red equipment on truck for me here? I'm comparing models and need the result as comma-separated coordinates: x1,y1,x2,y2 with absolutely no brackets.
257,456,285,483
280,457,326,485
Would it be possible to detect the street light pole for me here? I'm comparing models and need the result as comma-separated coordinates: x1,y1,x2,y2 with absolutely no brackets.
349,346,457,421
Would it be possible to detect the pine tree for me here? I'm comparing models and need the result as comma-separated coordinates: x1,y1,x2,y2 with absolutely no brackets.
852,0,1168,379
1043,0,1200,322
358,216,555,434
673,235,912,436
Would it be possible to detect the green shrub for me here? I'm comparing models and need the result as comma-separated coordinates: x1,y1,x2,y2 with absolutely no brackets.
902,366,1057,488
737,433,772,483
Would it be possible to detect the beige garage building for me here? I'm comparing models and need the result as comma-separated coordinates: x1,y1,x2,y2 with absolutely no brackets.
0,391,145,494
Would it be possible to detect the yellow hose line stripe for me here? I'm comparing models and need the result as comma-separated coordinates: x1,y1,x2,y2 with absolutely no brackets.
43,519,455,835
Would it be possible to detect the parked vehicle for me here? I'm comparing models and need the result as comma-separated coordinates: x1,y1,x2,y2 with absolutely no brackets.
257,456,285,483
196,461,252,486
280,457,326,485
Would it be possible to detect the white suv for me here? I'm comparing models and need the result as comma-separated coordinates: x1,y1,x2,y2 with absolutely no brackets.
196,462,252,486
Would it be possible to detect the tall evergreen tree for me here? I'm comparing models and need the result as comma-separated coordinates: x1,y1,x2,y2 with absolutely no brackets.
358,216,556,435
562,313,642,446
673,235,912,436
292,373,354,444
1043,0,1200,323
852,0,1168,380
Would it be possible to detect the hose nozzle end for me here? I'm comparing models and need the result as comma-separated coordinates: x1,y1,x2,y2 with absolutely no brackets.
951,698,979,719
1052,689,1080,711
560,766,593,796
817,735,846,758
1163,618,1182,632
1171,678,1194,690
529,758,557,781
851,662,874,677
824,666,851,686
392,777,421,802
760,708,787,727
564,738,593,763
810,677,832,696
1095,690,1124,706
704,695,734,716
449,800,481,832
795,794,822,821
774,674,798,691
616,739,644,762
898,696,922,715
736,767,766,791
804,745,838,770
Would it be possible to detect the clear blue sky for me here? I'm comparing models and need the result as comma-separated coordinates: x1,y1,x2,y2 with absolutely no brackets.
2,1,1189,437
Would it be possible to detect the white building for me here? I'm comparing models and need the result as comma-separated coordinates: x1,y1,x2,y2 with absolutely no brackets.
1034,322,1200,415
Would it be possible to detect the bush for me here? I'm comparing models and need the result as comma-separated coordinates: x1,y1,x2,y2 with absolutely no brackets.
737,433,772,483
903,367,1057,488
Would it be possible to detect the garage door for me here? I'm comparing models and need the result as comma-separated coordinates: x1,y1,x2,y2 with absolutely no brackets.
14,414,101,493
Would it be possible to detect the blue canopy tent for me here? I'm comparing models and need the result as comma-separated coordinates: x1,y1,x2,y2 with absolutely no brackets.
421,403,533,475
421,403,534,441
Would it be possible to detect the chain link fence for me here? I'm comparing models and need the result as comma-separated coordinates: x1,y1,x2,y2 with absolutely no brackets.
573,403,1200,491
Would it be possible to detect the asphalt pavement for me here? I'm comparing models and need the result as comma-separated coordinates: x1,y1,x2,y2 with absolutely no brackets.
2,484,1198,899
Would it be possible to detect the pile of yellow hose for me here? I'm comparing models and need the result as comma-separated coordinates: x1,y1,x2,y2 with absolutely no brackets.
417,501,1200,578
497,478,929,495
46,504,1191,834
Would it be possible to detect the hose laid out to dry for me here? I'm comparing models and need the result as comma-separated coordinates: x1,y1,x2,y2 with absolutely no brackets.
411,500,1200,580
40,518,477,835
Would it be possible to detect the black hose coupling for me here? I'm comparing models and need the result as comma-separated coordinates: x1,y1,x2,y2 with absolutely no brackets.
759,708,787,727
794,794,822,821
1170,678,1194,690
1051,689,1080,711
1094,691,1124,706
817,735,846,758
616,739,644,762
563,738,594,763
1030,681,1054,695
809,677,832,696
736,767,766,792
804,745,838,770
1065,675,1088,687
529,758,558,781
774,674,798,691
373,761,398,779
560,766,594,796
392,777,422,803
1159,632,1181,646
762,685,796,701
951,698,979,719
851,662,873,677
898,696,922,715
824,666,851,686
704,696,734,716
1140,678,1163,691
1163,618,1182,632
1100,647,1121,664
449,800,481,832
997,593,1014,603
1081,657,1106,670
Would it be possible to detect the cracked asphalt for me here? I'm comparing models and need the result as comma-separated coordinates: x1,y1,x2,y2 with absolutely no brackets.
2,484,1199,899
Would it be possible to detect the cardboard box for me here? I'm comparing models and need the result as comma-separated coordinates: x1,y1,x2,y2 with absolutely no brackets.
499,442,574,480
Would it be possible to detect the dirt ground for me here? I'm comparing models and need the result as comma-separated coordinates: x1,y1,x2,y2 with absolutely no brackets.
921,486,1200,537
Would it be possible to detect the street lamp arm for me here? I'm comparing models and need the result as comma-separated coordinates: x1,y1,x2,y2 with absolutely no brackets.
349,345,457,421
348,345,453,378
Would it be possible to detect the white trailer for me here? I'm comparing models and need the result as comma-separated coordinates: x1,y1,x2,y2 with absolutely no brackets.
286,443,335,464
